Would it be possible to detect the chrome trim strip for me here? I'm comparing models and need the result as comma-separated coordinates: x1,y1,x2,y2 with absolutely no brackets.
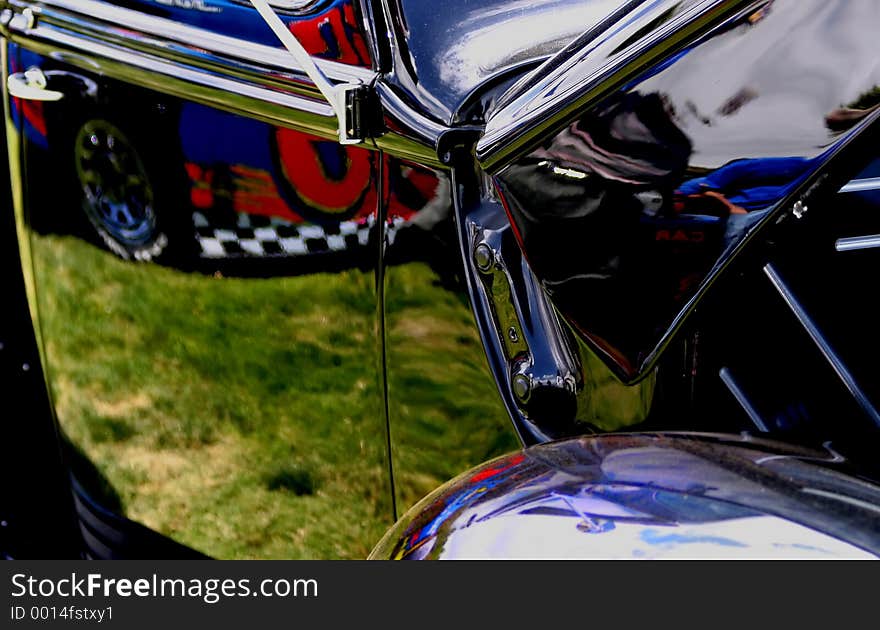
3,0,450,159
4,13,344,137
476,0,752,172
15,0,374,83
839,177,880,194
835,235,880,253
373,80,448,167
232,0,324,10
2,0,379,139
719,367,769,433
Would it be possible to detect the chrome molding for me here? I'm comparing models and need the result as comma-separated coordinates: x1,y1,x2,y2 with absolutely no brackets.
477,0,754,172
373,80,450,167
231,0,325,11
2,0,376,139
839,177,880,194
13,0,374,84
719,367,769,433
835,235,880,253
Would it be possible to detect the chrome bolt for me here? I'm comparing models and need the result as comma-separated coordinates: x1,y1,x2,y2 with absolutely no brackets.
21,363,30,372
474,243,494,273
512,374,531,402
792,200,808,219
507,326,519,343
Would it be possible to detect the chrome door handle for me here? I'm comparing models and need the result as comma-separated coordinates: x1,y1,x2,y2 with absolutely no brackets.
7,67,64,101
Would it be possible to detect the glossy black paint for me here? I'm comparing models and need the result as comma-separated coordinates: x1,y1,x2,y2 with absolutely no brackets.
2,0,879,560
381,162,520,513
491,0,880,382
0,86,80,559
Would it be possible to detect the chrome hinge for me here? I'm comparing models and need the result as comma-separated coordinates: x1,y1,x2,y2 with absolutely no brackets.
340,83,380,144
248,0,379,144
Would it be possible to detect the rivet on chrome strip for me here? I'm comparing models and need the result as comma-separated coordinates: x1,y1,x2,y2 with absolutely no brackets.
474,243,494,273
792,200,808,219
512,374,531,402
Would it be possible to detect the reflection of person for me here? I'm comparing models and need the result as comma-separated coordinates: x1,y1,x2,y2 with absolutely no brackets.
676,86,880,226
499,91,696,368
676,157,813,252
505,90,693,282
677,156,811,213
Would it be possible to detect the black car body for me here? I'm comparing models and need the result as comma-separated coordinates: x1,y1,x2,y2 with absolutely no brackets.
1,0,879,559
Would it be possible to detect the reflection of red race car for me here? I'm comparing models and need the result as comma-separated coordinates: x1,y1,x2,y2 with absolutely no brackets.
3,0,880,562
12,42,440,263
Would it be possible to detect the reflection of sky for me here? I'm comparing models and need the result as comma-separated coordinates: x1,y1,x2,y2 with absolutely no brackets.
637,0,880,168
438,514,875,559
436,0,627,93
398,0,627,118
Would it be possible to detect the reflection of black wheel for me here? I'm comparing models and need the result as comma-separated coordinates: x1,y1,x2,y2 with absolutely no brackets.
73,119,185,262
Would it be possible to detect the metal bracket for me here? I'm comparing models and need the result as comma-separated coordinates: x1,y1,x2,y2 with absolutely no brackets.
467,202,582,439
248,0,376,144
339,83,378,144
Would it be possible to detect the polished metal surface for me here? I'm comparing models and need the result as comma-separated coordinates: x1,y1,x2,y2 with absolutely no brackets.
839,178,880,194
835,234,880,253
464,197,578,442
454,181,654,444
235,0,324,10
719,367,768,433
487,0,880,382
0,0,466,162
380,0,630,125
246,0,366,143
7,0,375,82
1,0,375,140
371,80,450,167
478,0,748,170
74,120,159,258
371,433,880,559
5,0,879,562
764,263,880,428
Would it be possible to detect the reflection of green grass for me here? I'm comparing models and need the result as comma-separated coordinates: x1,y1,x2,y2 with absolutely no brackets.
385,265,519,509
32,235,517,558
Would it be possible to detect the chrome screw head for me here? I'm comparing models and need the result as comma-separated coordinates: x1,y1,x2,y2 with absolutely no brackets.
474,243,494,273
512,374,531,402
